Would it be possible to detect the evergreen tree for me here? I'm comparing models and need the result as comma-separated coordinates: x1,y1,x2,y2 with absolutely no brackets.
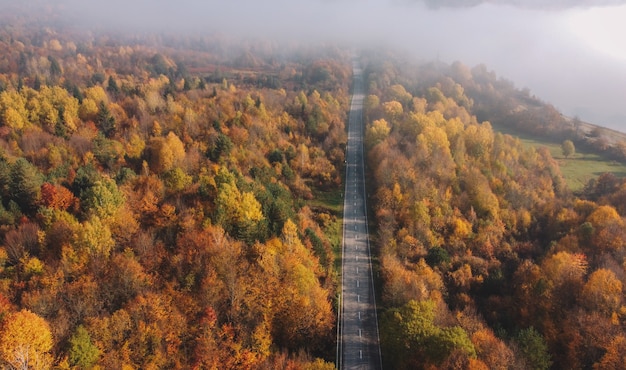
9,158,43,214
97,101,116,138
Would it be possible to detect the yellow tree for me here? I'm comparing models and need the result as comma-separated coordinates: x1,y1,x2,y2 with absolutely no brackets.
365,118,390,149
586,205,625,252
0,310,53,370
382,100,403,123
0,90,29,129
147,132,186,174
581,268,622,315
215,173,264,242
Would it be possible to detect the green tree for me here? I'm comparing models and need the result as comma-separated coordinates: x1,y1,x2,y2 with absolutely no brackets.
69,325,100,369
107,76,119,95
80,177,124,219
381,300,475,368
209,133,233,162
163,167,192,193
48,56,62,77
561,139,575,158
10,158,43,214
516,327,552,370
97,101,116,138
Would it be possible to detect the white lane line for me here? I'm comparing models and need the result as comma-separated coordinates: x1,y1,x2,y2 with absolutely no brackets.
359,329,362,337
356,267,359,274
358,311,361,320
357,294,360,302
357,280,360,288
360,350,362,359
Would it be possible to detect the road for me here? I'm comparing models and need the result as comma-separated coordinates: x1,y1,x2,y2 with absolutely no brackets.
338,59,382,370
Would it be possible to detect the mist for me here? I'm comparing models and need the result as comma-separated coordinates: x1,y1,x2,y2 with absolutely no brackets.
10,0,626,131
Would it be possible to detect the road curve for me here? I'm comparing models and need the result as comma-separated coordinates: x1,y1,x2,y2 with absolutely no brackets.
338,59,382,370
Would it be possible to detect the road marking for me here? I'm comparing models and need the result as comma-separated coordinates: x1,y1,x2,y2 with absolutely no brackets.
357,294,360,302
360,350,362,359
359,329,362,337
358,311,361,320
357,280,360,287
356,267,358,274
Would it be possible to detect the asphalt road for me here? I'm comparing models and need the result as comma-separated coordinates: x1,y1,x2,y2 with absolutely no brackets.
338,59,382,370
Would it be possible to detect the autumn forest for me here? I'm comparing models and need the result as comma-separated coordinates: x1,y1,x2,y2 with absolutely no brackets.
1,6,626,370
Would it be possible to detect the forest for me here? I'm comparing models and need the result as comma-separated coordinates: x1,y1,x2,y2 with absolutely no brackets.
363,51,626,369
2,5,626,370
0,13,351,370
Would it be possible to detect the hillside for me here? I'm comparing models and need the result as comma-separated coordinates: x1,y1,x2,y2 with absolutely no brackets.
1,9,626,370
0,20,348,369
363,51,626,369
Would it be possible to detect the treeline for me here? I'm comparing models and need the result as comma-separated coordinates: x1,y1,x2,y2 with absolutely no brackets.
0,22,350,369
447,61,626,162
363,52,626,369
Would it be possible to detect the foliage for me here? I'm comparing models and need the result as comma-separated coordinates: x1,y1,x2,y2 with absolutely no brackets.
68,325,100,369
0,21,349,368
364,52,626,369
561,139,575,158
0,310,53,369
516,327,552,370
381,300,475,369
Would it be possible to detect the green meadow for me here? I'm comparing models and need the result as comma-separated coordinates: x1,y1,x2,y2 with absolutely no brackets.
491,123,626,192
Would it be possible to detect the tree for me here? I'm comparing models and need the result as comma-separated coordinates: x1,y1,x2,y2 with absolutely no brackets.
97,101,116,138
594,335,626,369
48,56,62,77
561,139,575,158
425,246,450,267
382,100,403,122
365,118,390,148
381,299,475,368
107,76,119,95
80,177,125,219
41,183,76,211
216,179,264,242
0,310,53,370
76,216,115,259
146,132,186,174
69,325,100,369
516,327,552,370
0,90,29,129
581,268,623,315
10,157,43,214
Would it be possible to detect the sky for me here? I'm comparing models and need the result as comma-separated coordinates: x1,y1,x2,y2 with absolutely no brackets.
9,0,626,130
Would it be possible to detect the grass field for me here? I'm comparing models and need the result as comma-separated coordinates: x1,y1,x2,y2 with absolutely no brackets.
491,123,626,192
307,186,344,273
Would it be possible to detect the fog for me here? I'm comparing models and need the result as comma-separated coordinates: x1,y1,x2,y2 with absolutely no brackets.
12,0,626,130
